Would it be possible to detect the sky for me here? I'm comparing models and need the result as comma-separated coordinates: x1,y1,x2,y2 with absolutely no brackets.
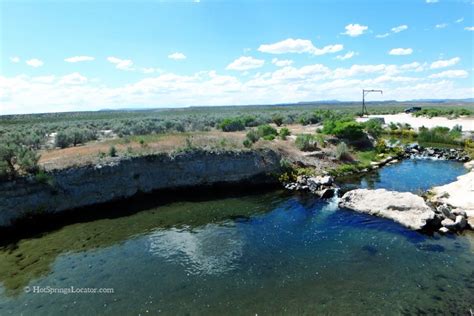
0,0,473,114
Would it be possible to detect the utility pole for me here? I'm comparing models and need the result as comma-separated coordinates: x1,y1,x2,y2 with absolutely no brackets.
361,89,383,117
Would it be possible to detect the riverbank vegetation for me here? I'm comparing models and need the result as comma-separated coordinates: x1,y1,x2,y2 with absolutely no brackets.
0,102,472,178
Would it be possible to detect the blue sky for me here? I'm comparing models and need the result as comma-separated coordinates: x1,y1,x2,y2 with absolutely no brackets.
0,0,473,114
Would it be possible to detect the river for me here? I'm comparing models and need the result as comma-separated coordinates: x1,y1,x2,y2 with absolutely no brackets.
0,160,472,315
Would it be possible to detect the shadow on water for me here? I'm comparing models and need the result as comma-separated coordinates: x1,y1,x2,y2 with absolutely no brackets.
0,186,287,296
0,181,282,246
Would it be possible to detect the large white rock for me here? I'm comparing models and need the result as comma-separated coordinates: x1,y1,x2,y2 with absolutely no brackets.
339,188,436,230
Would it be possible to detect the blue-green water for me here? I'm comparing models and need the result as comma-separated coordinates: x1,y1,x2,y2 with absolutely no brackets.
0,160,472,315
339,159,468,193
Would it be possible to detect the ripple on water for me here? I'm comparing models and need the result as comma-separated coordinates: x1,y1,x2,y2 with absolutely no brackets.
0,160,472,314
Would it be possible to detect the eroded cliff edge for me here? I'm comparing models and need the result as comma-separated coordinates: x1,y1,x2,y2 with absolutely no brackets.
0,149,281,227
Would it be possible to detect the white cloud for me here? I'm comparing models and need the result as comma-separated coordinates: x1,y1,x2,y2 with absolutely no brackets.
26,58,44,68
376,33,390,38
430,57,460,69
226,56,265,71
426,0,439,3
271,58,293,67
258,38,343,55
435,23,448,29
465,26,474,31
342,24,368,37
391,25,408,33
429,70,468,79
389,48,413,56
64,56,95,63
10,56,20,63
141,67,163,74
335,51,356,61
59,72,88,85
107,56,134,71
2,62,472,115
400,62,425,72
168,52,186,60
455,17,464,23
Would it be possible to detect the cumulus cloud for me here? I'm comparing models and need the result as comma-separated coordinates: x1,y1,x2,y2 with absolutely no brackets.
26,58,44,68
400,62,425,72
226,56,264,71
64,56,95,63
168,52,186,60
271,58,293,67
430,57,460,69
2,62,472,114
59,72,88,85
342,24,368,37
429,70,468,78
465,26,474,31
335,51,356,61
107,56,134,71
426,0,438,3
455,17,464,23
389,48,413,56
258,38,343,55
391,25,408,33
10,56,20,63
435,23,448,29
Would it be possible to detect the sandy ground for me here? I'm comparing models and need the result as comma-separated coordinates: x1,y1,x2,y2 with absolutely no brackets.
357,113,474,131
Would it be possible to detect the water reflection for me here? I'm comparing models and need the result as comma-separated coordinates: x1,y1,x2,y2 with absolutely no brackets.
148,225,244,276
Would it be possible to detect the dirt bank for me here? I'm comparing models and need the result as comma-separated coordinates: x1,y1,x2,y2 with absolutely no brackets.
0,149,281,228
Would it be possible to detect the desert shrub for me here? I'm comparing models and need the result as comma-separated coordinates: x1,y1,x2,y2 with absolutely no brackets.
263,135,275,141
295,134,317,151
375,139,388,154
324,119,365,140
35,170,54,185
257,124,278,138
108,145,117,157
389,122,398,131
246,129,260,143
335,142,351,160
363,119,383,138
279,127,290,140
0,142,40,179
219,118,245,132
271,114,284,126
243,139,252,148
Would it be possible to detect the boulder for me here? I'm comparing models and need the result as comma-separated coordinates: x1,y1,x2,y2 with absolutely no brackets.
439,227,450,234
339,188,436,230
454,215,467,230
441,218,456,230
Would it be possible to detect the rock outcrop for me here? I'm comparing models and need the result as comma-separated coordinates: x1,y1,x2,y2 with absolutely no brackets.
403,144,469,162
284,175,338,198
430,160,474,230
339,188,436,230
0,149,281,228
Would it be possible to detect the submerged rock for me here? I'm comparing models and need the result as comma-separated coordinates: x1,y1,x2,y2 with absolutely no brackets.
339,188,435,230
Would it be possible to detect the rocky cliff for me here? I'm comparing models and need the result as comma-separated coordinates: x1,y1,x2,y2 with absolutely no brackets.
0,149,281,227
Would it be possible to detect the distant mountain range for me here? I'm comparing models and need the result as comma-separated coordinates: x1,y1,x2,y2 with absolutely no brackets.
98,98,474,112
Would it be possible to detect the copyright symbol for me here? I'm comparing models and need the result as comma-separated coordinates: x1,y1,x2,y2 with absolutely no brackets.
24,286,31,293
